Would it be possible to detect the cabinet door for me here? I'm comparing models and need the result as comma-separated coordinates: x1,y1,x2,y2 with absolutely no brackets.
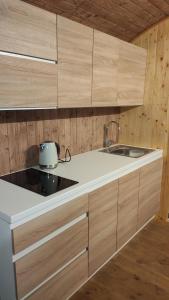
92,30,119,106
57,16,93,108
138,159,163,228
27,252,88,300
0,55,57,108
117,170,139,249
117,41,147,106
0,0,57,60
89,181,118,275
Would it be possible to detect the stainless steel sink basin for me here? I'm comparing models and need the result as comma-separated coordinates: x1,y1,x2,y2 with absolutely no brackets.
99,145,154,158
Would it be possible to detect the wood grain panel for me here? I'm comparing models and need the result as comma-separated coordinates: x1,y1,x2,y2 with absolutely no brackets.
138,159,163,228
0,107,119,176
92,30,119,106
0,55,57,108
28,252,88,300
57,16,93,108
117,41,147,105
117,170,139,248
0,0,57,60
13,194,88,254
23,0,169,42
15,218,88,299
89,180,118,275
119,18,169,220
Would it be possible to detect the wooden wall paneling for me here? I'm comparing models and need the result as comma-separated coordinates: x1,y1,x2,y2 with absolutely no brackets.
0,0,57,60
119,18,169,220
76,109,93,154
57,16,93,108
0,107,119,176
0,112,10,174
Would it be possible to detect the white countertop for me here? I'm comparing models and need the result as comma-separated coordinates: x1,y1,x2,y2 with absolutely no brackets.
0,145,163,227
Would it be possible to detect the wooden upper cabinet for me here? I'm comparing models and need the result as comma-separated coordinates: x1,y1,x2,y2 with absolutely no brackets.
89,181,118,275
0,0,57,60
0,55,57,108
138,159,163,228
117,41,147,106
117,170,139,249
92,30,119,106
57,16,93,108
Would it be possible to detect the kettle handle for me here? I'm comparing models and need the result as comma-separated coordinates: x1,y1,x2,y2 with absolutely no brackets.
55,143,60,159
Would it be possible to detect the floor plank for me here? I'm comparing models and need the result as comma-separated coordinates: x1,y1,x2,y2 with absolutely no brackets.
71,220,169,300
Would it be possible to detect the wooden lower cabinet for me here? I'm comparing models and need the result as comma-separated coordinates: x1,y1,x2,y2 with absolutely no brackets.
13,194,88,254
138,158,163,228
15,218,88,299
117,170,139,248
27,252,88,300
89,181,118,275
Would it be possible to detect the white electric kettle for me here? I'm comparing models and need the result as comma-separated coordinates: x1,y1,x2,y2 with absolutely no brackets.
39,141,60,169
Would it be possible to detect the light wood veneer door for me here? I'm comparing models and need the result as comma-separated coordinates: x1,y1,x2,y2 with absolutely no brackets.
0,0,57,60
138,159,163,228
13,194,88,254
89,181,118,275
15,218,88,299
57,16,93,108
92,30,119,106
0,55,57,108
117,170,139,249
117,41,147,106
27,252,88,300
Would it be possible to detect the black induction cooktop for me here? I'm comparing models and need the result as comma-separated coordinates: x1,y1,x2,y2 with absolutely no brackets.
0,168,78,197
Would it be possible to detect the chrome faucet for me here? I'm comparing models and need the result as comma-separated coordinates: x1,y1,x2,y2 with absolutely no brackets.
103,120,120,148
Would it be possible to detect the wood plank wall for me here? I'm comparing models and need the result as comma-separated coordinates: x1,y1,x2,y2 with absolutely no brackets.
0,108,119,176
119,17,169,221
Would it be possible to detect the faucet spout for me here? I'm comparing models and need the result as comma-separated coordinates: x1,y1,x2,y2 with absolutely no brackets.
103,120,120,148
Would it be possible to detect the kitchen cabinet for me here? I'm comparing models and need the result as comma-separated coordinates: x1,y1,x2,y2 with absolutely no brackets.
89,181,118,275
13,194,88,254
92,30,119,106
27,252,88,300
117,41,147,105
15,218,88,299
117,170,139,248
57,16,93,108
0,55,57,108
138,158,163,228
0,0,57,60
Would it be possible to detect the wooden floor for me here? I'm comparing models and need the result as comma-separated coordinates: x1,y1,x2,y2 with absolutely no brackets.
71,220,169,300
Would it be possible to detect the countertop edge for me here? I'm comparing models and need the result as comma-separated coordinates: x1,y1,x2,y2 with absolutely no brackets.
1,150,163,228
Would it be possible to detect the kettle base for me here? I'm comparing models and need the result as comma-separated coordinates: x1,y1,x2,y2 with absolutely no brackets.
39,163,58,169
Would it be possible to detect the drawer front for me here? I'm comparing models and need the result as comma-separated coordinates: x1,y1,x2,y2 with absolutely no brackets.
13,194,88,254
0,55,58,108
15,217,88,299
27,252,88,300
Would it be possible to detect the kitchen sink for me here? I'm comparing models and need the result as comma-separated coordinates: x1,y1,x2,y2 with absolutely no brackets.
99,145,154,158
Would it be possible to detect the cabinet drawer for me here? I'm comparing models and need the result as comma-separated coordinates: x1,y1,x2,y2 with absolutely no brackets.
15,217,88,299
27,252,88,300
12,194,88,254
0,55,58,108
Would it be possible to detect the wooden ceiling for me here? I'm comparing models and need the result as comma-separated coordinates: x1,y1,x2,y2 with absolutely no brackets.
23,0,169,41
